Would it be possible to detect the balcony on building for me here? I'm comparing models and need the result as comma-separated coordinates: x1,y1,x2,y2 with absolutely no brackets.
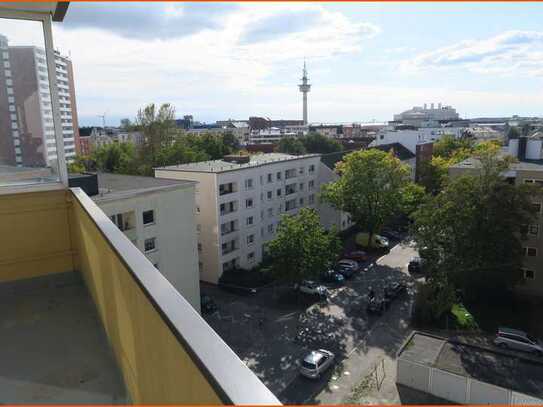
221,219,238,236
221,238,239,255
218,182,237,196
220,200,237,216
0,3,280,405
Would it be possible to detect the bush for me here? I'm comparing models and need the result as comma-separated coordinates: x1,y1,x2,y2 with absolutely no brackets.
412,281,456,327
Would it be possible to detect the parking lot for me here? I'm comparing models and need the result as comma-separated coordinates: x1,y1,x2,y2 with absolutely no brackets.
201,239,418,402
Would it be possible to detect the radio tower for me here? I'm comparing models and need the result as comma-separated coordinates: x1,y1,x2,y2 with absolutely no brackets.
298,61,311,125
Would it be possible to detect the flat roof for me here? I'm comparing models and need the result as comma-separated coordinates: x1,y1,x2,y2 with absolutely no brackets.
92,172,195,202
399,332,543,398
451,157,543,172
155,153,320,174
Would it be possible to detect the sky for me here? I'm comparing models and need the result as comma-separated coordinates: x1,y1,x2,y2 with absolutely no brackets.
31,2,543,125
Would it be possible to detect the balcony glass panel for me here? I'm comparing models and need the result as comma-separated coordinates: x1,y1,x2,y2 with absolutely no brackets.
0,17,63,187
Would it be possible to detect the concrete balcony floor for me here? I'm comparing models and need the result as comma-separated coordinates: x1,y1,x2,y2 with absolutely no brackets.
0,272,127,403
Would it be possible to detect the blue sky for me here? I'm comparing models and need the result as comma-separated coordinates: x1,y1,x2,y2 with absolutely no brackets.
46,2,543,126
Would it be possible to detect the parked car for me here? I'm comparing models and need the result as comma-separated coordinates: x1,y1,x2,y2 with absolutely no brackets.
494,327,543,356
294,280,328,298
356,232,389,249
321,269,345,285
336,265,354,279
381,228,403,240
300,349,335,379
338,259,359,270
343,250,369,262
408,257,426,274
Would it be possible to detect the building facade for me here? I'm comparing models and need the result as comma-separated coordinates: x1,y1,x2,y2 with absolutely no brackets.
449,138,543,299
0,36,79,167
155,153,321,284
91,173,201,310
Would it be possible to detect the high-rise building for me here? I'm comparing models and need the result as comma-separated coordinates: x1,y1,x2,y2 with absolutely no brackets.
0,34,79,167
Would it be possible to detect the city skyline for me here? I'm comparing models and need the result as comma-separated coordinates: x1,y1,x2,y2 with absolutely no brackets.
23,2,543,126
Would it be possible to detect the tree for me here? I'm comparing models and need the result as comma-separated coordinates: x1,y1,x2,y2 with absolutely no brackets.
432,134,474,159
93,142,138,174
301,132,343,154
276,137,307,155
135,103,177,169
412,149,538,301
67,154,95,173
321,149,411,246
267,208,341,283
120,118,133,131
155,137,209,167
399,182,427,219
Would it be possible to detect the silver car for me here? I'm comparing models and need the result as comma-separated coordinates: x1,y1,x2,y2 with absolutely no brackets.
300,349,335,379
494,327,543,356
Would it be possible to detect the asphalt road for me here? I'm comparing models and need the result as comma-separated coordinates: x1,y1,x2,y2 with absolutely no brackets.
202,240,418,403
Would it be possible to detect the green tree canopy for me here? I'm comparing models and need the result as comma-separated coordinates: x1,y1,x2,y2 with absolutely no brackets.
93,142,138,174
413,150,538,301
276,137,307,155
302,132,343,154
321,149,411,244
267,208,341,283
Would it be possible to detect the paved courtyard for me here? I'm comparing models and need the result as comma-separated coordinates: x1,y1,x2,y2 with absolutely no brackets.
202,240,422,403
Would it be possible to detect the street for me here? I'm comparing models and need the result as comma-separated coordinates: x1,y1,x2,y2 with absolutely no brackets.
202,240,421,404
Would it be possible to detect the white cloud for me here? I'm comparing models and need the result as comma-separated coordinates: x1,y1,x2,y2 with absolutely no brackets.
51,3,379,123
402,30,543,77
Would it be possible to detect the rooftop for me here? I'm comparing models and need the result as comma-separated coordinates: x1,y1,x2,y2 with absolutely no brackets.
0,272,126,403
399,332,543,399
92,172,195,202
155,153,320,174
450,157,543,172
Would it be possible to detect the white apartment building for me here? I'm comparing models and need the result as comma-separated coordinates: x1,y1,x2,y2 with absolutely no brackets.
393,103,460,126
372,126,464,154
155,153,322,284
248,127,298,144
91,173,201,311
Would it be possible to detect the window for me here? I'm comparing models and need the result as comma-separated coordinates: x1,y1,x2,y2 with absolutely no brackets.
523,268,536,280
247,252,255,262
529,224,539,236
196,206,200,213
299,167,305,175
277,188,282,197
299,197,304,206
267,191,273,200
246,216,254,226
245,198,254,208
309,194,315,204
142,210,155,225
285,169,296,179
286,199,297,211
196,224,201,232
299,182,304,191
197,243,202,251
267,173,273,183
245,178,254,190
276,172,282,180
247,234,255,245
286,183,296,195
144,238,157,253
268,207,273,218
523,247,537,257
309,164,315,173
308,180,315,190
267,224,274,233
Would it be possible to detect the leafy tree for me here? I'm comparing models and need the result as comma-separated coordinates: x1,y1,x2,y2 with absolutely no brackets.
432,134,475,159
136,103,177,168
417,156,450,195
120,118,133,131
93,143,138,175
301,132,343,154
222,131,241,152
276,137,307,155
399,182,427,219
412,149,538,301
155,137,209,167
67,160,86,174
321,149,410,245
267,208,341,283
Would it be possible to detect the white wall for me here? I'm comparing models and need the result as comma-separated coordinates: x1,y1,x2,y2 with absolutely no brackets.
95,186,201,312
373,127,464,154
317,162,353,232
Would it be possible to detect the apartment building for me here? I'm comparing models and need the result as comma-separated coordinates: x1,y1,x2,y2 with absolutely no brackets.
449,137,543,299
87,173,201,310
0,34,79,167
155,153,321,283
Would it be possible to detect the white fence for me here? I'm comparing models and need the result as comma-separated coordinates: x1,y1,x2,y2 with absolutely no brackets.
397,358,543,405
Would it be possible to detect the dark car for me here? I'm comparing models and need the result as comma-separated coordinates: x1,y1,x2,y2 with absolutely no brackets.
336,264,355,279
200,294,218,314
380,228,403,240
343,250,369,262
408,257,426,274
321,269,345,285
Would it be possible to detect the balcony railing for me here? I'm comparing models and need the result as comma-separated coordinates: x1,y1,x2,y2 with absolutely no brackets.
0,187,280,405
